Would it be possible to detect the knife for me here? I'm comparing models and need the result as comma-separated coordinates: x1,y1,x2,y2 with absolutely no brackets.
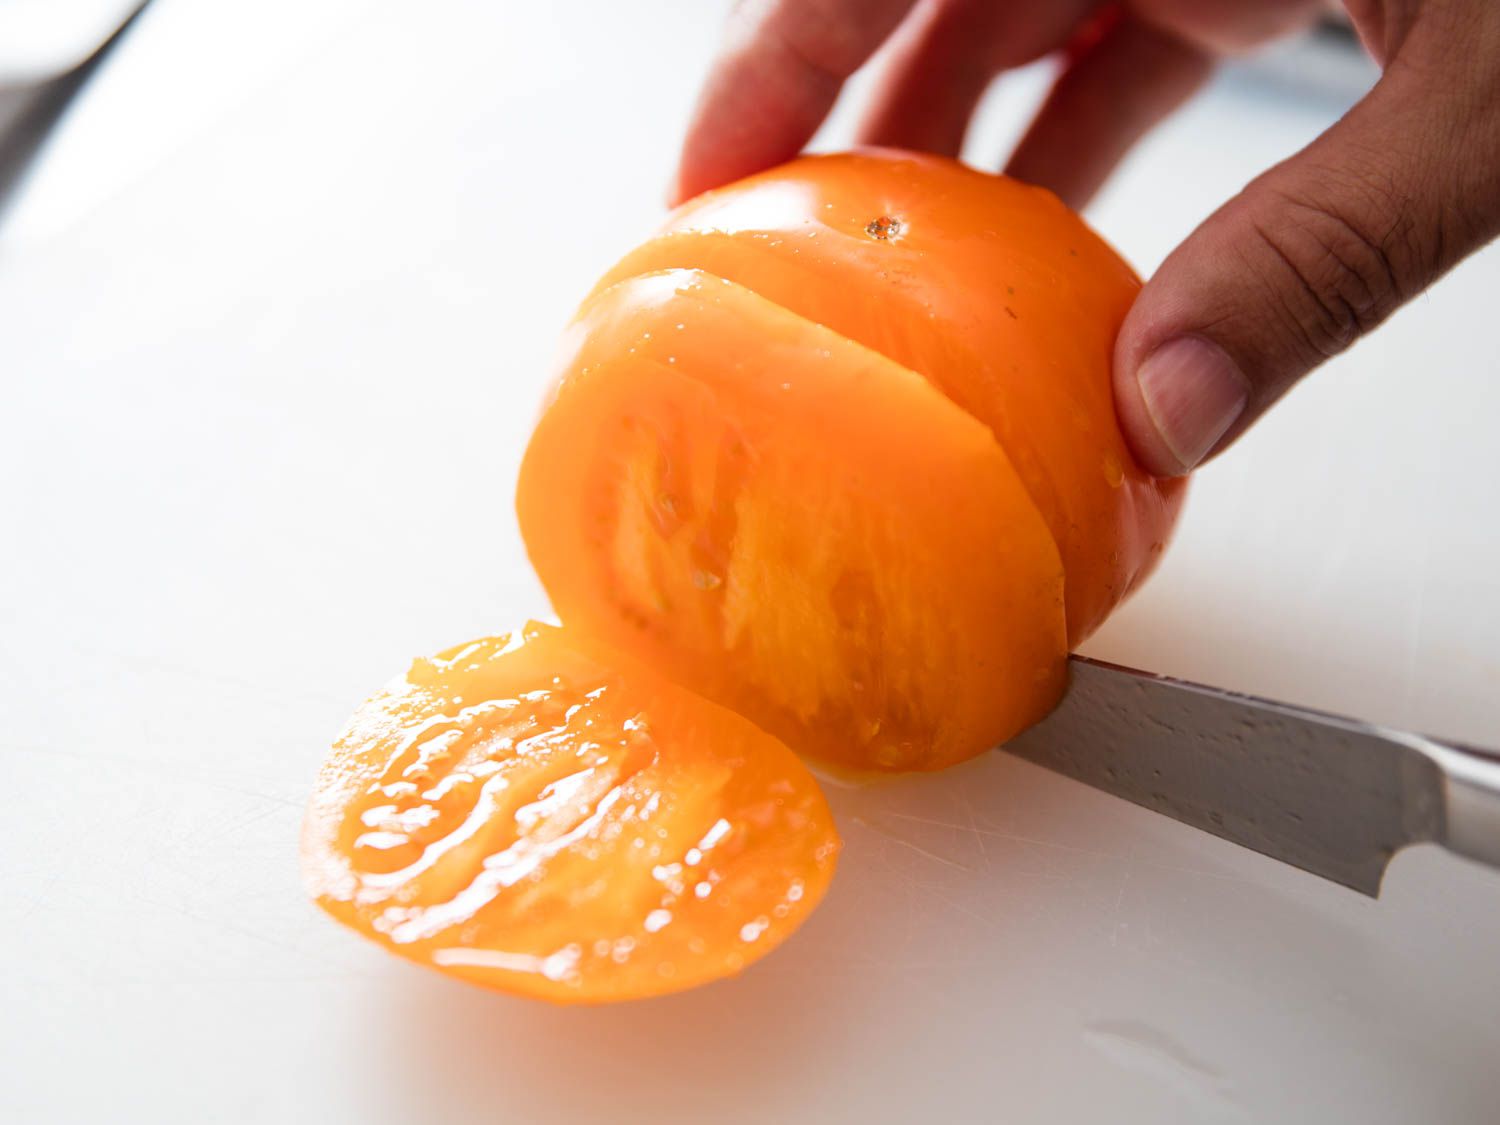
1002,656,1500,896
0,0,150,223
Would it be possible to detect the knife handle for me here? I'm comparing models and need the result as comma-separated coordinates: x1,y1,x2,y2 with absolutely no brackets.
1415,738,1500,872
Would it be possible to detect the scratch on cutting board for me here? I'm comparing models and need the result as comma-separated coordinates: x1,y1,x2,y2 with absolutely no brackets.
1084,1020,1250,1122
875,810,1115,858
904,881,992,928
851,815,972,872
956,789,989,870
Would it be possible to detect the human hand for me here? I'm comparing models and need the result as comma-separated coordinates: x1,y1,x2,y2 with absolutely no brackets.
672,1,1500,475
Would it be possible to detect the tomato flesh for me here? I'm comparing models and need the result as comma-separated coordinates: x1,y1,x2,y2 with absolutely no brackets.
302,622,839,1003
518,269,1068,772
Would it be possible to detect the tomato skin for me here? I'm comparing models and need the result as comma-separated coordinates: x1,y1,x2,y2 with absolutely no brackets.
518,269,1068,772
302,623,839,1004
594,149,1186,643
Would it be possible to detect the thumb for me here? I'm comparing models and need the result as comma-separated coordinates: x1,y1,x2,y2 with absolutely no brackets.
1114,12,1500,477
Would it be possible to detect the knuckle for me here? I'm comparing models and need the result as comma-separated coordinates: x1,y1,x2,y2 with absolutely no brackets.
1246,174,1416,360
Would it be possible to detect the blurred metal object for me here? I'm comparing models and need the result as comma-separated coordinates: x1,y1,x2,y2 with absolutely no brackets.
0,0,150,224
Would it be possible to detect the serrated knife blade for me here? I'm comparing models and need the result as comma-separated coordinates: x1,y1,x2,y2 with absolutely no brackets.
1002,656,1500,896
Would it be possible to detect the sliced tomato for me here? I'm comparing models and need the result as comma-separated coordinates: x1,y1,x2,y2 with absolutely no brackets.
302,622,839,1003
518,269,1068,772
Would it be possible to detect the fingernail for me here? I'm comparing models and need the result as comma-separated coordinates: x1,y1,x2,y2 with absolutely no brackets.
1135,336,1250,472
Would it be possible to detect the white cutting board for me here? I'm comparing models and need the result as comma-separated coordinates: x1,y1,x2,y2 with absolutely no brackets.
4,3,1498,1122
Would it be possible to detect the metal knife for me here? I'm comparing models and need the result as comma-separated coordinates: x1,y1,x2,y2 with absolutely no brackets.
0,1,150,223
1002,656,1500,896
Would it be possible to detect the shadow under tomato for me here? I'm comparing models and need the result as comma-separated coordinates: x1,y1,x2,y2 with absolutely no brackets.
372,751,1139,1120
367,741,1500,1123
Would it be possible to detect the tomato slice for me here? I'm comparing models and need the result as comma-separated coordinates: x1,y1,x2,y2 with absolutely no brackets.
518,268,1067,771
301,622,839,1003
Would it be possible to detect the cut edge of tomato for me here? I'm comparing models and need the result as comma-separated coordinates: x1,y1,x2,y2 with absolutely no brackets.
562,263,1065,585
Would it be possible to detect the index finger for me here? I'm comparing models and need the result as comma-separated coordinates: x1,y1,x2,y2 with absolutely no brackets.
671,0,917,205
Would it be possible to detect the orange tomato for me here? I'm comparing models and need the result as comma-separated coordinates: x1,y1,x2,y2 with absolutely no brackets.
520,149,1181,770
594,150,1184,644
519,269,1066,772
303,623,839,1003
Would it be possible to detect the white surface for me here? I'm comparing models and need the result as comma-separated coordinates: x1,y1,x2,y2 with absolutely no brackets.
0,0,141,82
4,3,1499,1122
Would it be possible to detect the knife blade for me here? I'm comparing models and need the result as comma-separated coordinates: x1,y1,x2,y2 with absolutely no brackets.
0,0,150,223
1002,656,1500,896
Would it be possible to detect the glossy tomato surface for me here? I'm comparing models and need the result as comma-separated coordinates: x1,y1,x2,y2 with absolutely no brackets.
302,622,839,1003
595,149,1186,644
519,269,1068,771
